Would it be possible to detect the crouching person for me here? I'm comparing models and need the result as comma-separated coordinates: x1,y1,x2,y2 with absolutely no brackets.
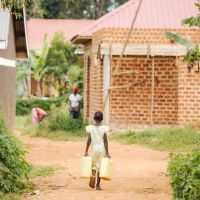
32,107,48,125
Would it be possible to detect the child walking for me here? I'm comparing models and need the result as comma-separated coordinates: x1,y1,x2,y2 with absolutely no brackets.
84,111,110,190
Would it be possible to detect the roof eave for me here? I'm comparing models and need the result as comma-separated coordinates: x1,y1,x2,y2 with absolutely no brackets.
71,35,92,44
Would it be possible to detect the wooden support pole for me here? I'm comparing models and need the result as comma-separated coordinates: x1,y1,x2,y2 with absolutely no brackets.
102,0,143,111
112,0,144,77
103,55,111,125
109,44,113,84
150,57,155,126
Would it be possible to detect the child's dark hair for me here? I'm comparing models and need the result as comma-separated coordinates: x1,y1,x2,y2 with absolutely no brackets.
94,111,103,122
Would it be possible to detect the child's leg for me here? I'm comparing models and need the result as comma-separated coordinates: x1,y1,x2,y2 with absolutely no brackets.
92,169,96,176
89,169,96,188
96,172,102,190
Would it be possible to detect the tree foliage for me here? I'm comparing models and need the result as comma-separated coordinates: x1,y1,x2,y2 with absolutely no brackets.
29,36,49,96
16,31,83,97
26,0,128,19
182,0,200,27
0,0,30,18
25,0,45,19
16,59,32,97
165,32,194,48
44,32,81,95
165,1,200,66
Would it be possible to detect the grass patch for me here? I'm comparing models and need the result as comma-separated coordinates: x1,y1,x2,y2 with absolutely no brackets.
16,103,87,141
0,192,20,200
29,165,55,179
112,126,200,152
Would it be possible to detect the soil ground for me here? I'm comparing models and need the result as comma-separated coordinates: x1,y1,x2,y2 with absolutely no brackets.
17,133,172,200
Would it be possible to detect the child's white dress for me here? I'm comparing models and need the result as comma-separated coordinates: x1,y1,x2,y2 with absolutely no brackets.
86,125,109,171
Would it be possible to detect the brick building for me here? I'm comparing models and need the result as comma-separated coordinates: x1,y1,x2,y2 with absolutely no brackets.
71,0,200,129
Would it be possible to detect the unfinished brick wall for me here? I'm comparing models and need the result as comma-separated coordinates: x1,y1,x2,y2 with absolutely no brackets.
109,56,178,128
93,28,200,45
83,27,200,127
177,60,200,124
84,42,103,122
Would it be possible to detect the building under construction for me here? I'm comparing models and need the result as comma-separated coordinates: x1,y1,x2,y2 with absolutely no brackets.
71,0,200,129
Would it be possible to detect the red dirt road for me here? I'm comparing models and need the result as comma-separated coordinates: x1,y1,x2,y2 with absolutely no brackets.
19,134,172,200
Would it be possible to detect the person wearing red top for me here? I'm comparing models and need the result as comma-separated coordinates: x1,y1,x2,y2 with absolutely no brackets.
32,107,48,124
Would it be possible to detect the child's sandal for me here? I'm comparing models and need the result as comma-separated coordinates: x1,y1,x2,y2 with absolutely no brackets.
89,176,96,188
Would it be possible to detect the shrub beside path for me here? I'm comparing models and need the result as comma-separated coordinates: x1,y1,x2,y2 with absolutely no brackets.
17,133,172,200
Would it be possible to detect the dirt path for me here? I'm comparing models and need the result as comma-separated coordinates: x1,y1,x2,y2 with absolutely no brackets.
18,133,172,200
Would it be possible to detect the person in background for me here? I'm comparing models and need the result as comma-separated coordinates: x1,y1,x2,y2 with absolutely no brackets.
32,107,48,125
69,87,82,119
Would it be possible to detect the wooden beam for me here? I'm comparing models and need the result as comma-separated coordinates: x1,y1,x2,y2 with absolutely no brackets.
108,80,145,90
101,43,187,56
109,83,132,90
113,70,135,76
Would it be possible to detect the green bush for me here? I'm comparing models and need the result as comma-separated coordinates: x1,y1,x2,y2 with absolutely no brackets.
0,118,30,192
168,150,200,200
16,97,65,115
41,109,87,135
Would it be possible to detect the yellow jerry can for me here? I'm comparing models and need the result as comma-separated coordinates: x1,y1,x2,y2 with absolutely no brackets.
80,156,92,178
99,157,113,181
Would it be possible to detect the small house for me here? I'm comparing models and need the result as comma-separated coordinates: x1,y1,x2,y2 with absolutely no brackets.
26,19,94,96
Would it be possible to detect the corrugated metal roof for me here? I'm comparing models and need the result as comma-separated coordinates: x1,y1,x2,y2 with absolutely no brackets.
27,19,95,50
73,0,199,39
0,9,10,41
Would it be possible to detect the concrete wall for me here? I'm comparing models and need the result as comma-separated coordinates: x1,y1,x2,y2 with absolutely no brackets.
0,17,16,129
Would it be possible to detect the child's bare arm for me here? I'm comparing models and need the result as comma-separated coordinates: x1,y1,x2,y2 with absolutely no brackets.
84,133,91,156
103,133,110,157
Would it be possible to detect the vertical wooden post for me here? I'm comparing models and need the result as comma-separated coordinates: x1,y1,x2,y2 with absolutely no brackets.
150,57,155,125
103,55,111,125
102,0,143,112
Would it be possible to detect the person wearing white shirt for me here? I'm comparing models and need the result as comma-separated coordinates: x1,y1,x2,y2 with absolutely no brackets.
69,87,82,118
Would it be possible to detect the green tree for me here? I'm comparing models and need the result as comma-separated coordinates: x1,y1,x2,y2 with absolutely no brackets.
44,32,79,96
182,0,200,27
65,0,129,19
67,65,83,90
165,1,200,67
26,0,46,19
1,0,30,18
30,36,49,96
26,0,129,19
16,59,32,97
41,0,67,19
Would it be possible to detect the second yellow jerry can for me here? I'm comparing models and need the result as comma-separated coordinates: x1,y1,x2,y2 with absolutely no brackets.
99,157,112,181
80,156,92,178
